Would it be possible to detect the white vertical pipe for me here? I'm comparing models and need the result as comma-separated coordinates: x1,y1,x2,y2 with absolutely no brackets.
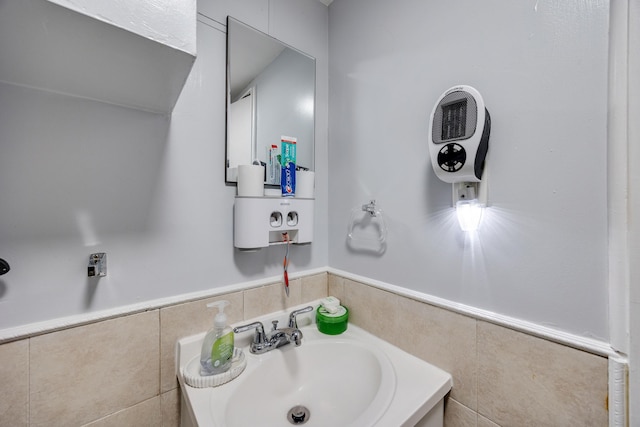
608,0,630,359
609,357,629,427
608,1,630,426
626,0,640,425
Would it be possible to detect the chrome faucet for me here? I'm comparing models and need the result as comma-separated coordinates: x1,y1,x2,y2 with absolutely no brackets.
233,306,313,354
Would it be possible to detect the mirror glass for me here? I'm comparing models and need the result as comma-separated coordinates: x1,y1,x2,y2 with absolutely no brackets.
226,17,316,185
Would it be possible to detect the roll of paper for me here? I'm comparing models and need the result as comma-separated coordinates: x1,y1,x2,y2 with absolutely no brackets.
295,170,315,198
237,165,264,197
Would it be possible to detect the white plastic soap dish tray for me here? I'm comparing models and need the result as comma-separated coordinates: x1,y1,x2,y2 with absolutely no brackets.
181,348,246,388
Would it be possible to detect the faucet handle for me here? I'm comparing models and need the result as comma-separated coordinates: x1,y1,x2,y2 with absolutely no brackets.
233,321,266,344
288,306,314,328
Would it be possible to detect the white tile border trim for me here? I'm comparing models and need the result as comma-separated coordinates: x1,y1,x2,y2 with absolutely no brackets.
0,267,327,344
0,265,616,359
328,268,616,358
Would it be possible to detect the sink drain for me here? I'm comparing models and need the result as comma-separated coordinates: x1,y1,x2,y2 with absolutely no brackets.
287,405,310,425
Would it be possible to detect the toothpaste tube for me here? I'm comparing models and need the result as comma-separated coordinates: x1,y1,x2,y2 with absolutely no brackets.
280,136,297,197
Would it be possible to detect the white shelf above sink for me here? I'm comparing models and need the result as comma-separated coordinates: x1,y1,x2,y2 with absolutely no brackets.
0,0,196,114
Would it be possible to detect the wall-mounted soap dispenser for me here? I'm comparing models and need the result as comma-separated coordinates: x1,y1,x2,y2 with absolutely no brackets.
234,197,314,250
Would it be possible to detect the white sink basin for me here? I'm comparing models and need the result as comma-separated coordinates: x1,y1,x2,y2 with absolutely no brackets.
177,303,452,427
225,339,395,426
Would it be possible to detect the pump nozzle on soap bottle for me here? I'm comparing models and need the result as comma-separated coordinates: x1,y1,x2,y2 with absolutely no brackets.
208,300,229,328
200,300,234,376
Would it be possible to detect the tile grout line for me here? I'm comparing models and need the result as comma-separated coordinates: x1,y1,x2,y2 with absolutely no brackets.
475,319,479,425
157,309,162,403
27,338,31,427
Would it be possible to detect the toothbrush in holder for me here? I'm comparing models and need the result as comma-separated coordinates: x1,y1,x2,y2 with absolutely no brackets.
282,232,290,297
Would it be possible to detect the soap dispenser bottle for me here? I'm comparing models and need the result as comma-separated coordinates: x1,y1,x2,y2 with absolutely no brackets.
200,300,234,376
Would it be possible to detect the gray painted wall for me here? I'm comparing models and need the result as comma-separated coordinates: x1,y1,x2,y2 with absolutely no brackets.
0,0,329,329
327,0,609,340
0,0,611,343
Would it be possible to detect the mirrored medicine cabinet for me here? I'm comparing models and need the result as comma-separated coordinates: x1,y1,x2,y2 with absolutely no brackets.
225,17,316,185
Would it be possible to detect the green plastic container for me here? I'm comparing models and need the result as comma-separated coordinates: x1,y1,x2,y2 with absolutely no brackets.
316,305,349,335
